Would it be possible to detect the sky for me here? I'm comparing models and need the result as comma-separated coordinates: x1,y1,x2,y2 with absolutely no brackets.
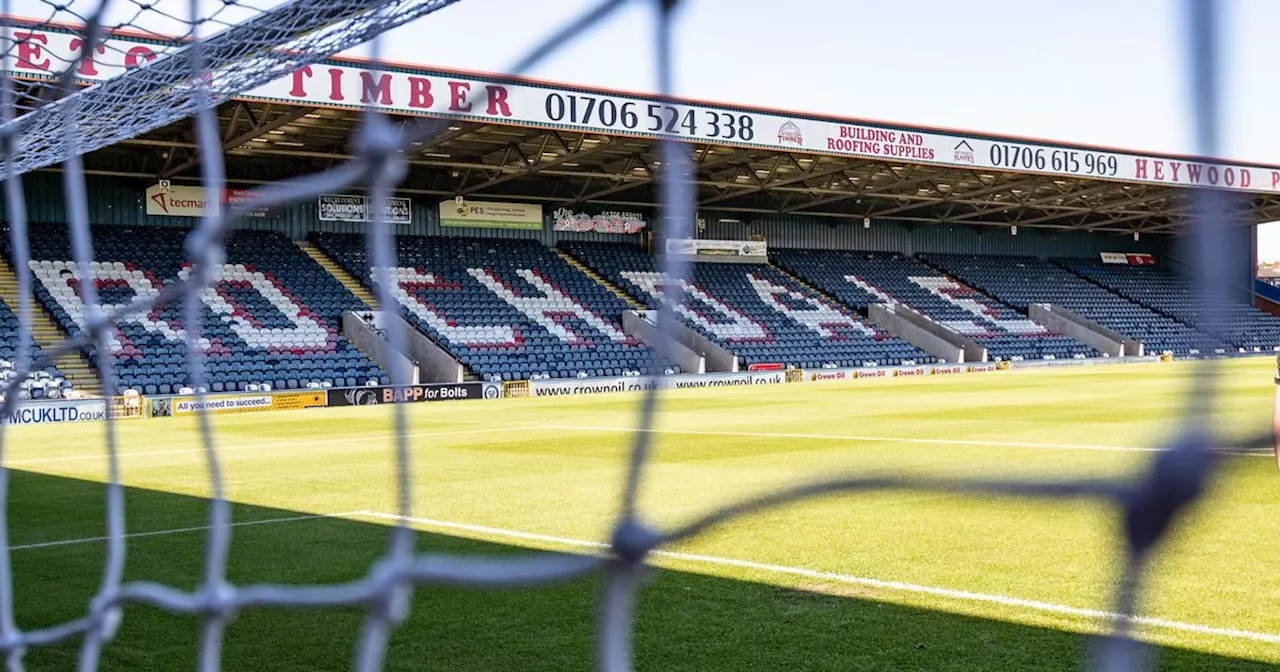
12,0,1280,261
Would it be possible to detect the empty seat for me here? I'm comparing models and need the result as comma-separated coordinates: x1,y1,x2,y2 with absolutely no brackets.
10,224,388,395
922,253,1229,356
562,241,935,369
1057,258,1280,352
772,249,1098,361
313,233,673,381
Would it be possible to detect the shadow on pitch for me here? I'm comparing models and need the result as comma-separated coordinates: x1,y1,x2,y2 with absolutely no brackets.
4,469,1273,672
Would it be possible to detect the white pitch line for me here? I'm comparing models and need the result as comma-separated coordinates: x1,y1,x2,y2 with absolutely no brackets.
356,511,1280,646
13,508,1279,646
5,426,544,466
9,510,364,551
547,424,1272,456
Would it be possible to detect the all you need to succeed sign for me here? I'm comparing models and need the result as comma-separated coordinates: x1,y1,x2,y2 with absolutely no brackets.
15,20,1280,195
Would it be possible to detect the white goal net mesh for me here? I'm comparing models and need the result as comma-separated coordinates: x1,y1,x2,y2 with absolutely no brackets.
0,0,1267,670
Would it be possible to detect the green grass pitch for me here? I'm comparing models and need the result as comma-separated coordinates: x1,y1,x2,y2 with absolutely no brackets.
4,357,1280,670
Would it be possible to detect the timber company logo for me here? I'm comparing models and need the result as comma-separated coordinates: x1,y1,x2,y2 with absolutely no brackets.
953,140,975,164
777,121,803,146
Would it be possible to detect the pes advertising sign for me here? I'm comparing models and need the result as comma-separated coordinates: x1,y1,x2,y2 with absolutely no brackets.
439,199,543,230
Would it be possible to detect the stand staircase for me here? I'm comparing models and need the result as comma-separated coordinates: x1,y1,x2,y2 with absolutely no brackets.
298,241,481,382
0,257,102,396
556,249,645,310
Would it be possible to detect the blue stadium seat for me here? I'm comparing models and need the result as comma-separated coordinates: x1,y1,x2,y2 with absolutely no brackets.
772,249,1098,361
0,295,74,399
16,224,387,395
313,233,674,382
561,241,935,369
1057,258,1280,352
922,253,1229,356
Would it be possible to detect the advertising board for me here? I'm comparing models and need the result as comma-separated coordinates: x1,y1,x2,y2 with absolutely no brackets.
807,366,906,382
151,390,328,417
527,372,784,397
10,21,1280,197
439,199,542,230
145,181,270,218
552,207,646,234
318,194,412,224
326,382,493,406
664,238,767,258
7,398,108,425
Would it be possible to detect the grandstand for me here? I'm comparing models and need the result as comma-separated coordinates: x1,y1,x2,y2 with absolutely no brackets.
4,3,1280,672
921,253,1235,356
1058,257,1280,351
1,15,1279,399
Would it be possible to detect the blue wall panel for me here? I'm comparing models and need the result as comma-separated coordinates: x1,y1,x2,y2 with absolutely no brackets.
701,210,1168,259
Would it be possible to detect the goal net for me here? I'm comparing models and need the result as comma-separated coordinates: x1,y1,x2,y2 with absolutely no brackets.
0,0,1265,670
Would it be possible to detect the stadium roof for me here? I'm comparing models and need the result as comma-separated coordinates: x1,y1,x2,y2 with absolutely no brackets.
10,16,1280,236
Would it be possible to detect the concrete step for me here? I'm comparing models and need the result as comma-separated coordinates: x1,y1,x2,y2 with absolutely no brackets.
296,240,482,382
296,241,379,309
0,256,103,396
554,250,645,310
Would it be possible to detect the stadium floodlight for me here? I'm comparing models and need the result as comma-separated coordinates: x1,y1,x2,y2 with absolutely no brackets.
0,0,1269,671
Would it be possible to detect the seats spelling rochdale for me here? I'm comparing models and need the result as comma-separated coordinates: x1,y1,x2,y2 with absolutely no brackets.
23,225,387,395
772,249,1097,361
562,241,935,369
922,253,1227,355
1057,258,1280,352
312,233,670,382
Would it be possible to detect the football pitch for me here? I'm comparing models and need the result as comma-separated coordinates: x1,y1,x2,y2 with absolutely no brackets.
4,357,1280,670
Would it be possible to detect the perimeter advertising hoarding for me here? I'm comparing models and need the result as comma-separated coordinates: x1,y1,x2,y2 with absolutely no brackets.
325,382,495,406
527,372,784,397
150,390,328,417
7,398,108,425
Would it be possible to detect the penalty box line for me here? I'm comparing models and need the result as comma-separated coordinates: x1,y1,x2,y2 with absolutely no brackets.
5,426,543,466
547,424,1272,457
7,511,367,551
10,508,1279,646
355,510,1280,647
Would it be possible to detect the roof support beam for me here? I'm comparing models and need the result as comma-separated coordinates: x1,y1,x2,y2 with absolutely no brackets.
780,165,925,214
569,149,765,205
700,158,855,206
458,135,614,195
161,106,315,178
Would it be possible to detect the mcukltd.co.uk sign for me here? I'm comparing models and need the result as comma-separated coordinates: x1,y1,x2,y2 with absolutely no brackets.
6,398,107,425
